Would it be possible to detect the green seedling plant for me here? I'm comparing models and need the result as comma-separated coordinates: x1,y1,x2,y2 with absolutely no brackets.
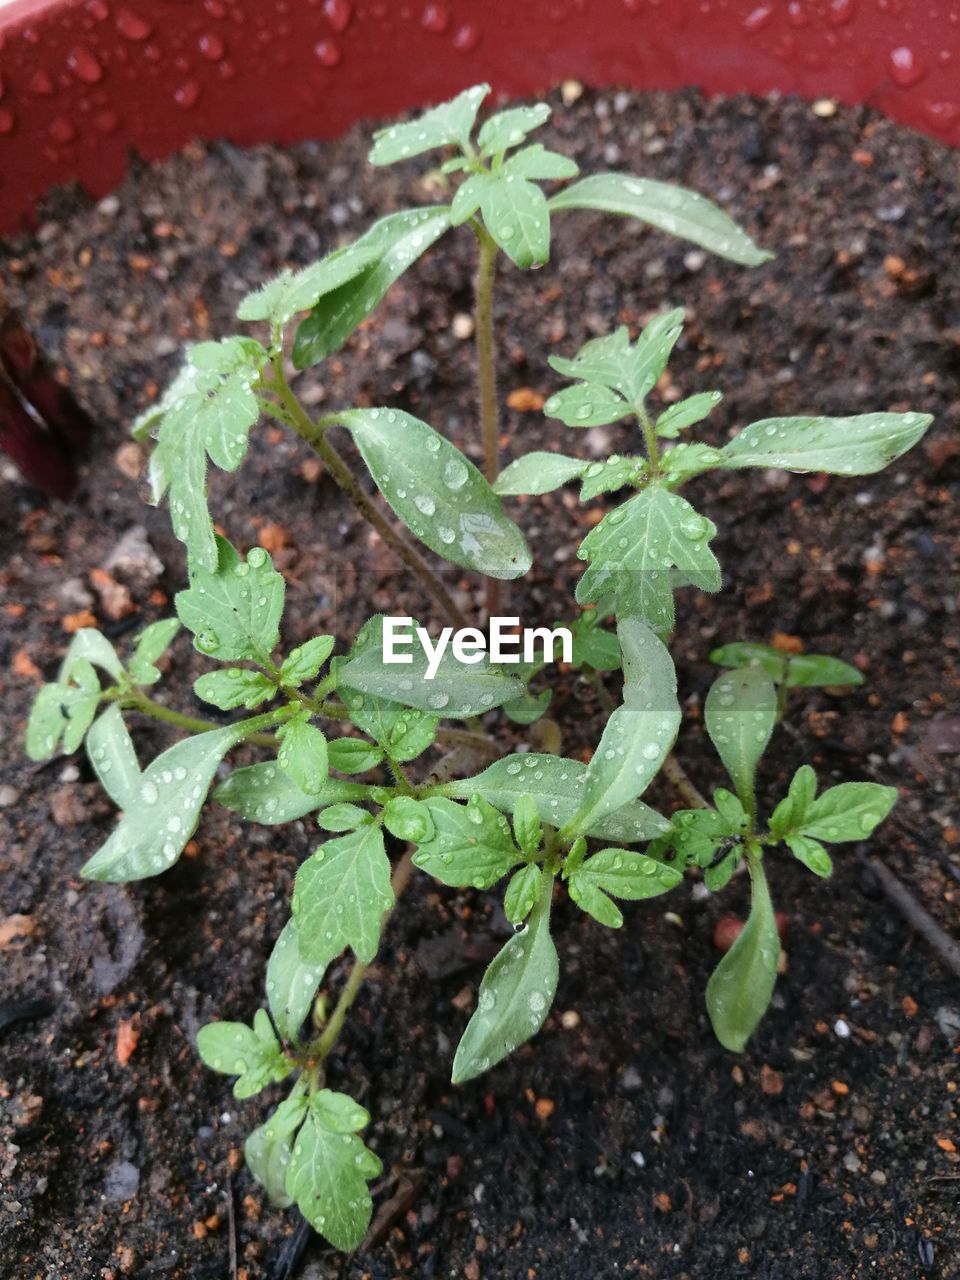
25,85,933,1252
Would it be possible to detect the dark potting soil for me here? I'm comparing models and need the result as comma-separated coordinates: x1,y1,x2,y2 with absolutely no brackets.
1,86,959,1280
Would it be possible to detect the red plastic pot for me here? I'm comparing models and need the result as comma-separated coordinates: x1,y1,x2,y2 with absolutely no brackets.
1,0,959,237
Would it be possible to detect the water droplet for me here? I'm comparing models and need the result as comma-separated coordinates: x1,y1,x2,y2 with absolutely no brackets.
314,37,341,65
116,7,153,40
889,46,925,88
174,79,201,108
141,780,159,805
421,2,449,31
49,116,76,144
442,458,468,490
68,45,104,83
30,69,55,95
428,692,450,710
528,991,546,1013
743,4,774,31
199,32,225,60
323,0,353,31
452,21,480,51
414,494,436,516
95,109,120,133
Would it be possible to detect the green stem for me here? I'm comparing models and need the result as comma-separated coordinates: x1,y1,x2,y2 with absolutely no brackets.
117,686,281,748
638,404,661,470
661,752,710,811
774,682,789,724
473,225,501,622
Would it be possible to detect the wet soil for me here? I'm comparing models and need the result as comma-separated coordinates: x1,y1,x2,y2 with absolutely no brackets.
1,87,959,1280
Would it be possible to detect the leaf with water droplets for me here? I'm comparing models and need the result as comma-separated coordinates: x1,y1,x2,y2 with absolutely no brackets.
656,390,723,438
493,451,589,496
784,654,864,688
785,833,833,878
337,408,531,579
266,919,326,1042
503,863,542,925
285,1107,382,1252
144,337,269,570
797,782,897,844
480,175,550,269
59,627,125,683
326,737,385,775
411,796,521,888
706,859,779,1052
292,208,452,367
449,171,497,227
196,1009,291,1099
548,173,772,266
236,239,382,328
569,611,622,671
549,310,685,409
718,413,933,476
568,619,680,837
194,668,275,711
214,762,367,824
503,144,579,181
570,846,682,924
768,764,818,840
542,381,631,428
277,714,328,796
578,455,645,502
317,803,372,833
478,102,551,156
128,617,181,685
25,663,102,761
447,754,669,843
83,724,244,882
336,684,438,764
452,867,558,1084
293,824,393,966
710,641,789,683
280,635,335,688
660,441,725,487
245,1091,308,1208
512,794,542,856
368,84,489,165
85,705,141,808
176,536,285,663
704,667,777,814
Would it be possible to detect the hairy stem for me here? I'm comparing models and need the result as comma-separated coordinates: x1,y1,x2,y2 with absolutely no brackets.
118,687,280,748
638,404,661,470
661,752,710,810
474,226,501,621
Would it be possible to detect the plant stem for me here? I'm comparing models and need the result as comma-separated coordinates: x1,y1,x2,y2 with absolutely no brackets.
267,362,470,631
661,752,710,810
313,850,415,1063
473,225,501,621
119,687,280,748
638,405,661,470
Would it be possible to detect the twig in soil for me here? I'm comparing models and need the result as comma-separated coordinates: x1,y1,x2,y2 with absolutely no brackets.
660,752,710,810
0,998,54,1036
269,1212,313,1280
226,1171,238,1280
857,850,960,980
360,1168,427,1250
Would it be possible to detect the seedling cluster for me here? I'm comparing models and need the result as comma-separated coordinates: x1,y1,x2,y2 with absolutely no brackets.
27,86,931,1250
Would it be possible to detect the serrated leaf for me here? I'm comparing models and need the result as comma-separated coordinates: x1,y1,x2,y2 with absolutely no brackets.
176,537,284,662
503,863,541,925
713,787,748,832
648,807,734,869
452,867,557,1083
512,794,542,856
382,795,434,842
327,737,385,774
578,455,645,502
145,337,269,569
542,382,631,428
82,724,243,882
569,615,622,671
704,668,777,814
245,1092,307,1208
798,782,897,843
311,1089,371,1134
719,413,933,475
25,674,101,761
480,176,550,268
266,920,326,1042
504,144,579,180
657,390,723,438
548,173,772,266
568,619,680,836
194,668,275,711
368,84,489,165
317,803,372,833
493,451,588,496
411,796,520,888
502,687,552,725
478,102,551,155
447,754,669,843
286,1110,381,1252
128,617,181,685
293,824,393,965
786,833,833,877
59,628,125,683
236,238,381,328
277,715,328,795
570,847,681,919
338,684,438,763
338,408,531,579
280,636,335,687
710,642,789,683
292,208,451,367
660,442,724,486
86,706,141,808
449,171,496,227
197,1011,290,1099
214,762,367,823
785,654,864,688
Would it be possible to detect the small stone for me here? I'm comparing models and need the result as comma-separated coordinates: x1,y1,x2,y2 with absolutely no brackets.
104,1160,140,1202
114,442,145,481
870,1169,888,1186
812,98,837,118
103,525,163,585
834,1018,851,1038
0,785,20,806
560,79,583,105
50,784,91,828
842,1151,861,1173
0,915,35,949
451,312,474,340
560,1010,580,1030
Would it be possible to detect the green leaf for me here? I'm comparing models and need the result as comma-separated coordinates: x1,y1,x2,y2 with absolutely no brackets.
25,668,102,760
548,173,772,266
339,615,523,719
769,764,818,839
317,803,372,833
713,787,748,832
194,668,275,711
449,171,497,227
128,617,180,685
569,876,623,928
567,619,680,836
176,537,285,662
286,1108,381,1252
245,1092,307,1208
338,686,438,763
785,654,864,688
337,408,531,579
660,442,724,486
503,863,542,925
85,706,141,808
576,485,721,636
569,614,622,671
312,1089,371,1134
493,451,588,496
266,919,326,1041
448,754,669,843
504,144,579,180
411,796,520,888
197,1009,290,1098
214,762,366,823
578,455,645,502
502,687,552,725
569,847,681,927
706,859,780,1052
648,807,735,870
657,391,723,438
292,208,451,367
280,636,335,687
542,382,631,428
60,628,125,683
327,737,385,774
145,337,269,569
277,715,329,795
368,84,489,165
480,176,550,269
786,833,833,878
452,867,558,1083
710,641,789,683
704,667,777,812
236,239,381,328
382,795,435,842
478,102,551,155
719,413,933,476
798,782,897,843
512,794,542,856
82,725,243,881
293,824,394,965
